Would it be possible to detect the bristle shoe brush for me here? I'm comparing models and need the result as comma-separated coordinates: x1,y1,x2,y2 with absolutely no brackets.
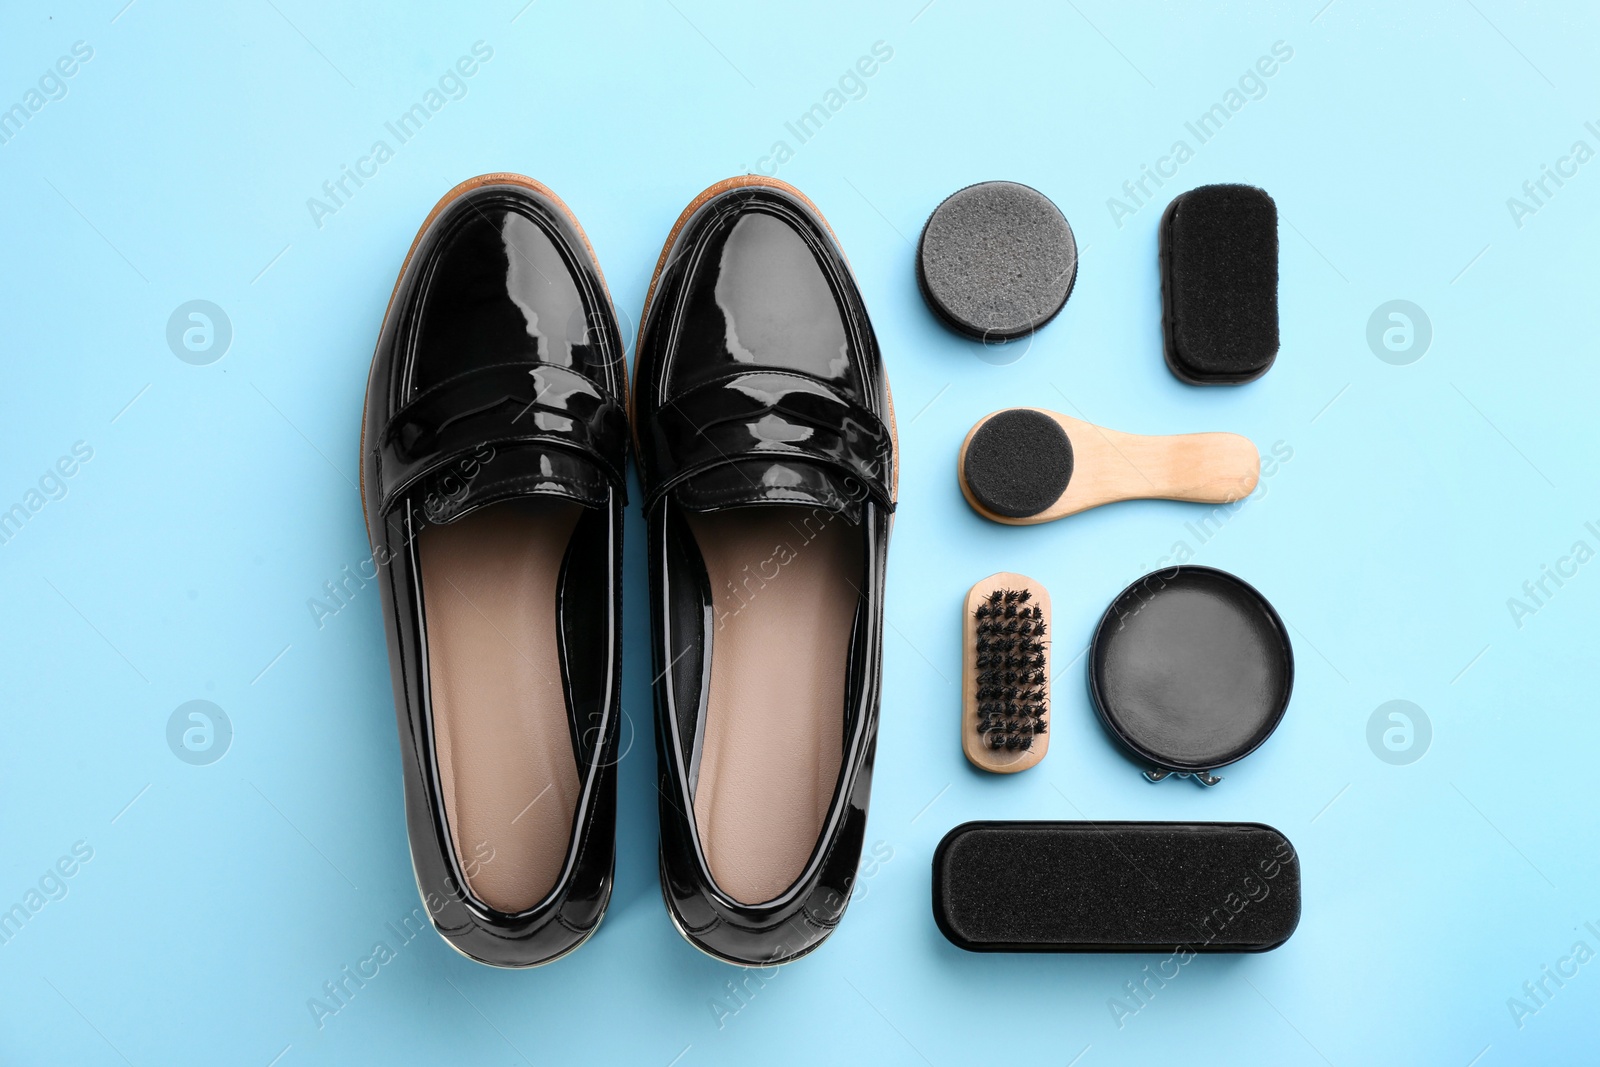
962,573,1051,773
958,407,1259,525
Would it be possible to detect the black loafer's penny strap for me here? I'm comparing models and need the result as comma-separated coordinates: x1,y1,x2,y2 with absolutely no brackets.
643,369,892,513
375,360,627,518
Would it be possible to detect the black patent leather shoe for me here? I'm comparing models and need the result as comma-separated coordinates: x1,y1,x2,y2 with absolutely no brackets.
634,177,897,965
360,174,627,967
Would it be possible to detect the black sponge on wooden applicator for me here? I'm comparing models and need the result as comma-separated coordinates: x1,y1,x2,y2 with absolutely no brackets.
933,821,1301,953
958,407,1259,525
918,181,1078,341
1159,184,1279,384
960,408,1073,519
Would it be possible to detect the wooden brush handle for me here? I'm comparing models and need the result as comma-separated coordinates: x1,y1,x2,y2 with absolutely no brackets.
1106,428,1261,504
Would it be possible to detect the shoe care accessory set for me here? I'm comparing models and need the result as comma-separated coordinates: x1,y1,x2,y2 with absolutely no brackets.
923,180,1302,953
360,169,1297,968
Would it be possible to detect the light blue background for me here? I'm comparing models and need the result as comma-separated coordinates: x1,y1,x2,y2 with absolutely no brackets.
2,1,1596,1063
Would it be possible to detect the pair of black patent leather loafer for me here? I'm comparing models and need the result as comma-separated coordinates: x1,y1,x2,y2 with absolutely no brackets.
361,173,895,967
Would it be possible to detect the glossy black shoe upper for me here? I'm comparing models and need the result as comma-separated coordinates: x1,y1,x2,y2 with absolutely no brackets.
361,175,627,967
635,178,895,966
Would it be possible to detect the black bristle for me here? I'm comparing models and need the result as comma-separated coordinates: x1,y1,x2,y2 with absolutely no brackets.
972,587,1049,753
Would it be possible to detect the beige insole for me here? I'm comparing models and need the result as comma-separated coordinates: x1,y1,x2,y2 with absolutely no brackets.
419,499,581,914
686,506,862,905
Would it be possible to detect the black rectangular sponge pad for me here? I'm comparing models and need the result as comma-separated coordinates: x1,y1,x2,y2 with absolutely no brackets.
1159,184,1279,384
932,821,1300,952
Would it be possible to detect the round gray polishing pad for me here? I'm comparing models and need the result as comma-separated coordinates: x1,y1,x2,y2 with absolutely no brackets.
962,408,1073,518
918,181,1078,341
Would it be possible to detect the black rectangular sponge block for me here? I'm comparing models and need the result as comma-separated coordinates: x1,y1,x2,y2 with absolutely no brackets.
932,821,1300,952
1159,184,1279,384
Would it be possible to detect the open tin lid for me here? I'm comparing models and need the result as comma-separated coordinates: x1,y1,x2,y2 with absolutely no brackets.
1089,566,1293,786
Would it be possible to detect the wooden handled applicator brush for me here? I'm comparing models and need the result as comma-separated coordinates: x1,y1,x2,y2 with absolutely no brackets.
958,407,1260,525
